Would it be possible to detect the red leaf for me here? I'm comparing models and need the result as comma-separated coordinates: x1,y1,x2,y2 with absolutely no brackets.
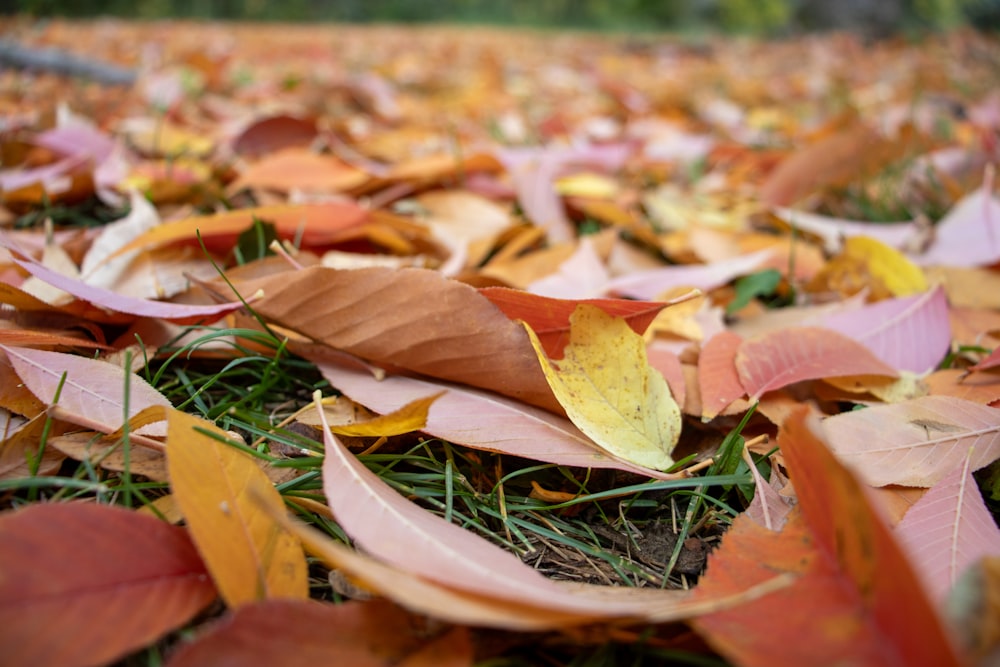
231,114,319,157
165,599,472,667
736,326,898,400
0,503,216,667
698,331,745,420
692,408,963,667
479,286,670,358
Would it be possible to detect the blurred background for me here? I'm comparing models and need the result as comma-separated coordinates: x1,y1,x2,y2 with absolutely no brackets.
4,0,1000,35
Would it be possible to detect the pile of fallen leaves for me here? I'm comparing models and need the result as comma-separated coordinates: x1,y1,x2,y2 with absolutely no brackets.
3,17,1000,666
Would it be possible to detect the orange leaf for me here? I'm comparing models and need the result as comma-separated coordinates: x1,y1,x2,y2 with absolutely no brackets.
166,408,309,607
480,286,672,358
692,408,964,667
0,503,216,667
230,148,369,194
736,326,897,400
165,599,472,667
107,202,368,259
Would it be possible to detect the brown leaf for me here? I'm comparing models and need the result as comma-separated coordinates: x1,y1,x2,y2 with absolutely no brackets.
239,266,561,412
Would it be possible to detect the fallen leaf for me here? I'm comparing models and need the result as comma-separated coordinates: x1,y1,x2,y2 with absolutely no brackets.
2,345,172,437
692,407,963,667
164,599,473,667
809,235,928,299
605,250,773,300
166,408,309,607
772,206,918,254
480,286,671,359
524,304,681,470
310,350,671,477
916,183,1000,267
0,503,216,667
526,236,610,299
698,331,746,421
925,369,1000,404
106,202,369,258
230,148,369,194
895,453,1000,602
735,326,898,401
231,114,319,157
10,255,248,324
238,265,561,412
48,432,168,481
819,285,951,374
820,395,1000,487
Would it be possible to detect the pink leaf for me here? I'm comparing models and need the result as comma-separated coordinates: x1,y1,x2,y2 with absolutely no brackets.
316,392,691,617
313,354,670,478
2,345,171,436
743,456,793,532
819,285,951,374
495,143,631,244
915,182,1000,267
605,250,772,300
8,255,245,324
895,455,1000,602
820,396,1000,487
736,327,898,401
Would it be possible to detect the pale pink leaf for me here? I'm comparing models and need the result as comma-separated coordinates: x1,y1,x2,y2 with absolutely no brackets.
773,207,918,254
605,250,772,300
895,455,1000,602
316,393,696,619
495,143,631,244
1,345,171,436
646,342,685,410
915,183,1000,267
527,236,609,299
9,256,245,324
313,355,670,478
736,326,898,401
820,396,1000,487
818,285,951,374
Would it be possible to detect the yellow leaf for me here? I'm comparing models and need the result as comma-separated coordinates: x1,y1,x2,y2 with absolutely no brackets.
166,408,308,607
298,392,442,438
844,236,927,296
811,236,927,299
523,304,681,471
554,172,619,199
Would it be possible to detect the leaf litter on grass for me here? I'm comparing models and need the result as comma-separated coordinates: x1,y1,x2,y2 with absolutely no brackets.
1,18,999,666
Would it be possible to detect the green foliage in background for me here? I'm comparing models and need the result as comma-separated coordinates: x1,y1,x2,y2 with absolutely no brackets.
10,0,1000,33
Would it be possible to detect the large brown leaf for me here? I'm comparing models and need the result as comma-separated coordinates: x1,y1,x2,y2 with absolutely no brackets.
238,266,560,412
0,503,216,667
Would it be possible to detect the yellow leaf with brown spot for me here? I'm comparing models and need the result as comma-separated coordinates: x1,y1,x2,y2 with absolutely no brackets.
523,304,681,471
166,408,308,607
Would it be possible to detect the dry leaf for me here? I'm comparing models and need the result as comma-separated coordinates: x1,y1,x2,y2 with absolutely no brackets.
524,304,681,470
166,408,309,607
0,503,216,667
